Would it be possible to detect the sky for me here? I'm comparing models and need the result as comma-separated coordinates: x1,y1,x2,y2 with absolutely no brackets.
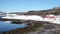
0,0,60,12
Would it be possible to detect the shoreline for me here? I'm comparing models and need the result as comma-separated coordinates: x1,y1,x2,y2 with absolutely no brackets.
2,21,60,34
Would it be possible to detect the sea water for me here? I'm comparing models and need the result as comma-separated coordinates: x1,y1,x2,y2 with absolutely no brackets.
0,21,27,32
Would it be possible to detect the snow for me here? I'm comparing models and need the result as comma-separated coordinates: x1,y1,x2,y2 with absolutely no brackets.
2,15,60,24
15,15,44,21
2,15,43,21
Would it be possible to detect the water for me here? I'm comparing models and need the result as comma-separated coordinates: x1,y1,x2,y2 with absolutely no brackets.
0,21,27,32
0,16,4,18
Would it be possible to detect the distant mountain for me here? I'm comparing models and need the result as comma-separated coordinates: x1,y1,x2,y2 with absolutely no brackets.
0,11,6,16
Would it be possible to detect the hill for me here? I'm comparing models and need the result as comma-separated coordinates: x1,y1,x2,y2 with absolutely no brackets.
9,7,60,15
24,7,60,15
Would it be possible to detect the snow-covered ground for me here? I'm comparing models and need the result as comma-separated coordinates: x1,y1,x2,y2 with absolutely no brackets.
2,15,60,24
2,15,43,21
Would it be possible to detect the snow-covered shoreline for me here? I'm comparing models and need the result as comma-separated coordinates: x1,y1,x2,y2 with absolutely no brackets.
2,14,60,24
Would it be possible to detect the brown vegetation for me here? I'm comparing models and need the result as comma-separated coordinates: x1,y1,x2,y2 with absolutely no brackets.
2,21,60,34
2,21,42,34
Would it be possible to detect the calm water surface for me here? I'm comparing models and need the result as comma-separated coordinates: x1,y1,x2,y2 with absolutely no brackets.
0,21,27,32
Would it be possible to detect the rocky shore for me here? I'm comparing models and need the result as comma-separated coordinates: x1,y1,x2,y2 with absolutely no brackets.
2,21,60,34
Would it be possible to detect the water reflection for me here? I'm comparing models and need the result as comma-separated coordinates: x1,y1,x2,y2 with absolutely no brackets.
0,21,27,32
